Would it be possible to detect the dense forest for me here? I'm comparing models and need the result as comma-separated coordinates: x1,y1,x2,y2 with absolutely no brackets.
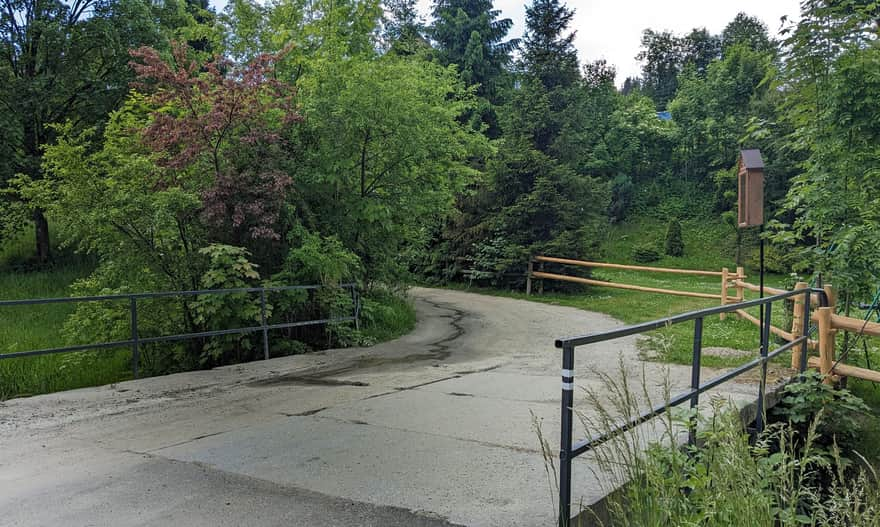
1,0,879,373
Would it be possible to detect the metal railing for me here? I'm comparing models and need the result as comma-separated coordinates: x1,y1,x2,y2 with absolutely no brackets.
0,283,359,379
555,287,828,526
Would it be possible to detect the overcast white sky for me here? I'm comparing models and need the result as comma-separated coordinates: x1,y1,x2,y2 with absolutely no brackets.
209,0,802,84
414,0,801,84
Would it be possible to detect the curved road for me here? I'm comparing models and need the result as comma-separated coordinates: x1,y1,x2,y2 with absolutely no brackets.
0,288,762,527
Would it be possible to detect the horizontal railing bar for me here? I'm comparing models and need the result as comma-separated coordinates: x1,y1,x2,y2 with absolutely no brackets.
533,271,724,300
266,317,356,331
0,316,357,359
569,335,810,460
556,288,827,348
0,340,135,359
534,256,741,278
571,389,696,457
0,284,356,307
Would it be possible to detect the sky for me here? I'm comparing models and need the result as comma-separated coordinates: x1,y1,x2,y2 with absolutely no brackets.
415,0,802,84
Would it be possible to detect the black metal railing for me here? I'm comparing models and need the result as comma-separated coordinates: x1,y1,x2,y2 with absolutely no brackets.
0,283,359,379
555,287,828,526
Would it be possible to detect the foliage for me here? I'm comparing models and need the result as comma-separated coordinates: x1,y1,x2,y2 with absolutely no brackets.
774,371,871,451
664,219,684,257
553,365,880,527
632,243,661,263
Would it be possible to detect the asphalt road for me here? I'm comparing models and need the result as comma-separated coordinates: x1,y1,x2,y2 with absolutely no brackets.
0,288,763,526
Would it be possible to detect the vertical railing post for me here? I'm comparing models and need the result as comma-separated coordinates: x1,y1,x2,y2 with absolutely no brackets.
720,268,729,321
130,296,139,379
689,317,704,446
559,343,575,527
817,306,834,385
755,301,772,434
354,287,361,331
791,282,808,369
538,261,545,295
526,259,534,296
800,289,812,373
260,288,269,361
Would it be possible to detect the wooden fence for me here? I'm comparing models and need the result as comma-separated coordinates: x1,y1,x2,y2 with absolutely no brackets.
528,255,880,385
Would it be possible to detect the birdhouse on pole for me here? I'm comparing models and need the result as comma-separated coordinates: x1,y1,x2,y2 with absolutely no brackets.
737,149,764,227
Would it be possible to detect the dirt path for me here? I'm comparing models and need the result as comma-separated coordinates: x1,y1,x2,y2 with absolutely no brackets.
0,288,762,527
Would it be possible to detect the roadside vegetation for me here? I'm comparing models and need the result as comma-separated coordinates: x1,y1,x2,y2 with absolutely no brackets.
542,368,880,526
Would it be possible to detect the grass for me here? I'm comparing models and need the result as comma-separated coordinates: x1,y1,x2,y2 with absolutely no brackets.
538,364,880,527
0,261,418,399
0,263,135,399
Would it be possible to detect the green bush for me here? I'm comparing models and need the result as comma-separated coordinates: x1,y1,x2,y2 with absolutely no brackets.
664,219,684,257
632,243,661,263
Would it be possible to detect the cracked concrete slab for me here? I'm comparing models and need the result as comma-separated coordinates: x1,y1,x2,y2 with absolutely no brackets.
0,288,771,527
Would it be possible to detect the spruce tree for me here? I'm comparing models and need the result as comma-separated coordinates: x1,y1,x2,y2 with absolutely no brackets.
522,0,579,90
430,0,518,102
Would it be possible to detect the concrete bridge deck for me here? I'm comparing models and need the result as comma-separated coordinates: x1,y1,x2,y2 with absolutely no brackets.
0,288,769,526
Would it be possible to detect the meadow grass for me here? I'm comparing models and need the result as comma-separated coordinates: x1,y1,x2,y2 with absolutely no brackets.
0,263,134,399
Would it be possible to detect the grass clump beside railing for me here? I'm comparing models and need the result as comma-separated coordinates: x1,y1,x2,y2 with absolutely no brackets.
536,364,880,527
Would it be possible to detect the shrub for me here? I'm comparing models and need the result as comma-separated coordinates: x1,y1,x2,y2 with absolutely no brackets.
664,219,684,257
632,243,661,263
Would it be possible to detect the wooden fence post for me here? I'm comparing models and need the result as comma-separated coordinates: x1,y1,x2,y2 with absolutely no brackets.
526,259,533,296
720,267,729,321
817,306,835,385
791,281,808,369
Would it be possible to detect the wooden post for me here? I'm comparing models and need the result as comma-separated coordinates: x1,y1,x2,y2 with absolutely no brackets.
720,267,729,321
791,281,808,369
526,259,533,296
817,307,835,385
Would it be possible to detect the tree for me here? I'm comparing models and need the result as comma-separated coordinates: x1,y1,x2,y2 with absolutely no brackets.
430,0,517,102
636,29,684,110
682,27,721,75
0,0,195,263
664,219,684,256
722,12,774,54
295,54,489,285
521,0,579,90
383,0,426,54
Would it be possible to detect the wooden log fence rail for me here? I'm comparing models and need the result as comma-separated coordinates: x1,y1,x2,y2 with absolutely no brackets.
528,255,880,386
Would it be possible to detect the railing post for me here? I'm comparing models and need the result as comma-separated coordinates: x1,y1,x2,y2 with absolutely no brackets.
526,259,533,296
559,343,575,527
538,261,545,295
260,288,269,361
791,282,808,369
720,268,729,321
755,302,772,434
689,317,703,446
799,288,812,373
354,287,361,331
817,306,835,385
735,267,745,319
130,296,139,379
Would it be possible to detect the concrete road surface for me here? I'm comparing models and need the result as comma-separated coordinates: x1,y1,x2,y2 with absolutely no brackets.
0,288,768,526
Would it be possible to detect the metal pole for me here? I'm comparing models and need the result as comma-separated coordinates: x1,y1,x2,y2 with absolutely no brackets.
756,302,772,434
260,289,269,360
689,317,704,446
526,260,533,296
354,287,361,331
800,290,811,373
130,297,139,379
559,344,575,527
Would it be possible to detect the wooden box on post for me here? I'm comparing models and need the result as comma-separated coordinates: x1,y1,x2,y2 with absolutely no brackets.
737,149,764,227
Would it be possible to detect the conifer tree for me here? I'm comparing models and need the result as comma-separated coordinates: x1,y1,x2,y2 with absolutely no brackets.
522,0,579,90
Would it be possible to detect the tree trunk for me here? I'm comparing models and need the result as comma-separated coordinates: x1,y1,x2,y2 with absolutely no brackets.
34,209,50,263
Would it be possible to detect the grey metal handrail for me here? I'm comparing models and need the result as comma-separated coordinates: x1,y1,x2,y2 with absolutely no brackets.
555,287,828,526
0,283,359,380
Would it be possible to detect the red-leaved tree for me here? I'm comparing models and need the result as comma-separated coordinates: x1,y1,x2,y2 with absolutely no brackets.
129,43,301,245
